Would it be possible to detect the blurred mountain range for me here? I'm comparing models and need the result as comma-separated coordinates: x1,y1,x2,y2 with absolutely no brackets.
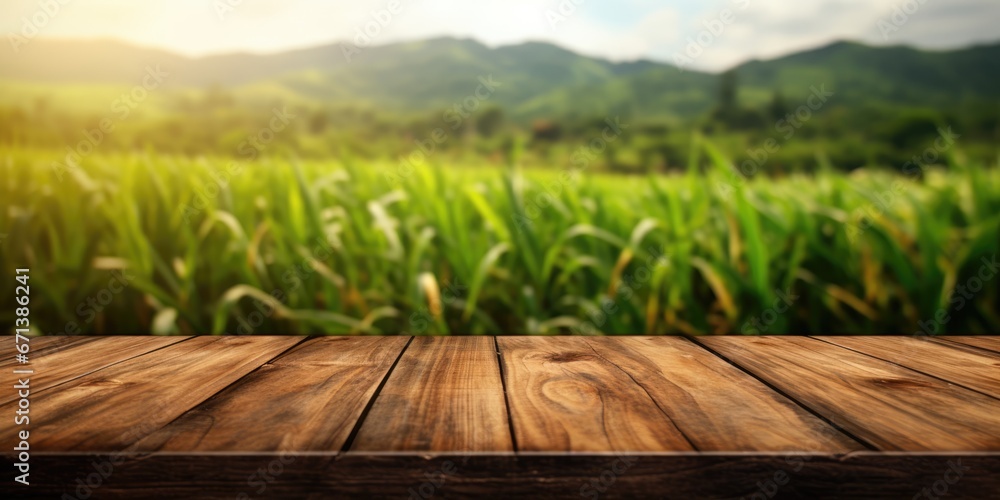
2,36,998,120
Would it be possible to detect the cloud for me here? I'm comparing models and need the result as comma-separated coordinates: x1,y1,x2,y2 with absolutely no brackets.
657,0,1000,70
2,0,997,69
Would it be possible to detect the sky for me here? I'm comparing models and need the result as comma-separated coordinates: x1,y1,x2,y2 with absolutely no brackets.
4,0,999,70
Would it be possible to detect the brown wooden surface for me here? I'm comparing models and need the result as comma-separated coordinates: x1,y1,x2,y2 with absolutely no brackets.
0,336,299,451
498,336,695,451
5,335,1000,498
697,336,1000,451
11,453,1000,499
586,337,864,452
0,335,95,367
941,335,1000,353
1,336,186,405
350,336,514,452
131,336,408,452
816,335,1000,399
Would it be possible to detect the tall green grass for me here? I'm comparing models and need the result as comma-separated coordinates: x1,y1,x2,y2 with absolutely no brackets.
1,142,998,335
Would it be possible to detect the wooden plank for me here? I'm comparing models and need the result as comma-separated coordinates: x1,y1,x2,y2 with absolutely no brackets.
585,337,863,451
0,336,188,405
351,336,512,452
13,452,1000,499
698,336,1000,451
497,336,694,452
0,336,300,451
816,336,1000,399
940,336,1000,353
0,336,97,368
132,336,409,452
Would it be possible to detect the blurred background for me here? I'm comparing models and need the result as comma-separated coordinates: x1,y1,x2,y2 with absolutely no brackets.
1,0,998,335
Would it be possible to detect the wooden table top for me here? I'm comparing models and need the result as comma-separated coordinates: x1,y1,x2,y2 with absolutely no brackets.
5,335,1000,498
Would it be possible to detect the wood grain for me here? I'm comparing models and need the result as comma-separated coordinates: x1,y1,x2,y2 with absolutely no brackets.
6,335,1000,497
131,336,408,452
698,336,1000,451
816,336,1000,399
940,336,1000,353
498,336,695,451
0,336,96,368
585,336,863,451
0,336,299,451
0,336,187,405
12,452,1000,499
350,336,513,452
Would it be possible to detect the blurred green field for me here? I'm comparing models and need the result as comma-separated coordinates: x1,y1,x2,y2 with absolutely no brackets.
2,140,998,335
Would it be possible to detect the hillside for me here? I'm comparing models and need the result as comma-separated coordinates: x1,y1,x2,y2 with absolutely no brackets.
1,37,998,121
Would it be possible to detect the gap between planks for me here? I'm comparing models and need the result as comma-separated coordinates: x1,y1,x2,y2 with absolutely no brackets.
137,335,316,447
18,336,1000,455
808,336,1000,402
493,336,520,453
696,336,1000,451
685,335,880,451
339,336,415,452
0,336,195,406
